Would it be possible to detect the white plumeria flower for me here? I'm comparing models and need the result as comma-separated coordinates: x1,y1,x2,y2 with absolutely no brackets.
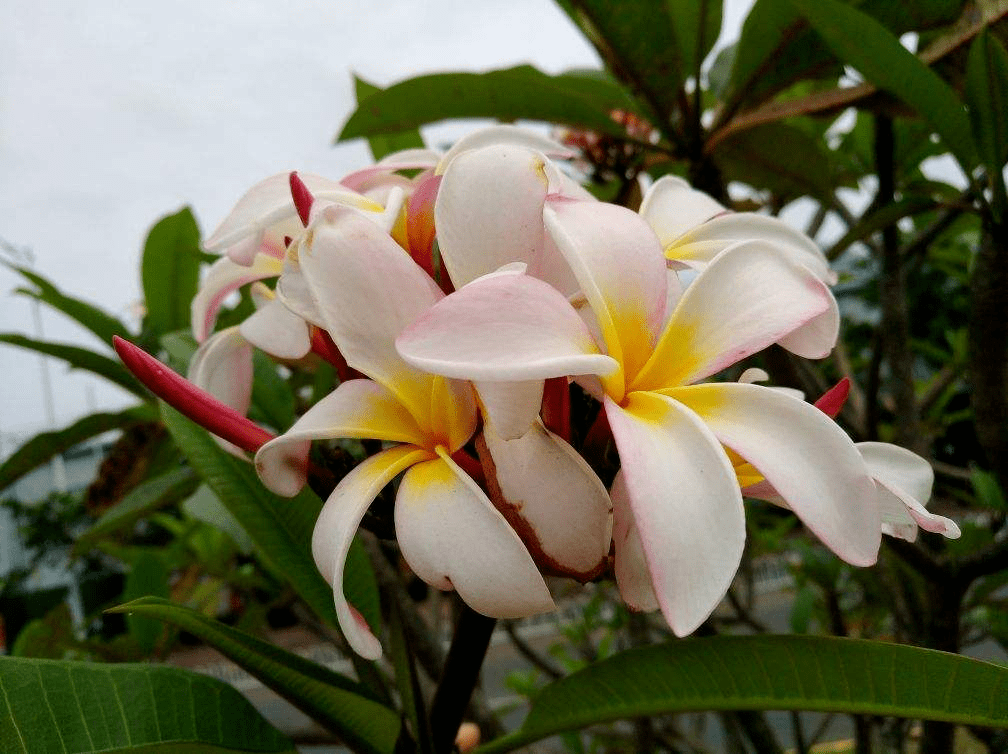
398,196,881,636
640,176,838,285
253,204,613,658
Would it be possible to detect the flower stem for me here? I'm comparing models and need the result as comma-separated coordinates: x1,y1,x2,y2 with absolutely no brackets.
428,605,496,754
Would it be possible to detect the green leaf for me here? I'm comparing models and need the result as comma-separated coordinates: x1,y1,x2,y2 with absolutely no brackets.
0,405,157,490
474,635,1008,753
141,208,202,338
111,597,400,754
339,65,640,143
159,403,379,637
247,350,295,434
4,263,132,346
788,0,977,168
353,76,426,161
121,552,171,653
965,29,1008,217
0,655,294,753
0,333,148,397
76,466,200,549
972,466,1008,511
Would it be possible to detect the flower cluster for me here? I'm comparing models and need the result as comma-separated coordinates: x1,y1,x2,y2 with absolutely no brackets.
187,126,959,659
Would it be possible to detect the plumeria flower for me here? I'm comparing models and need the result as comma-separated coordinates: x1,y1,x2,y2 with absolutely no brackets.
398,196,881,636
640,176,838,285
252,200,611,658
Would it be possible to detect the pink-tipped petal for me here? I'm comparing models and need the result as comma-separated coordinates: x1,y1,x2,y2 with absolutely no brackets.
673,382,881,566
605,392,745,636
634,241,834,392
396,453,555,618
313,445,432,659
188,327,254,415
482,418,612,580
255,379,429,497
611,470,659,612
298,206,445,422
639,175,726,246
191,253,284,342
397,267,618,382
435,125,575,174
545,199,668,388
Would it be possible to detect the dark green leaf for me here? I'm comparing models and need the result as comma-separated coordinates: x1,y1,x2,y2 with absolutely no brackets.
0,655,294,753
76,467,199,549
710,122,839,201
826,195,937,259
972,466,1008,511
353,76,426,161
4,263,131,346
0,405,157,490
965,29,1008,217
339,65,640,143
111,597,400,754
247,350,295,434
788,0,977,168
0,333,147,397
475,635,1008,753
141,208,202,337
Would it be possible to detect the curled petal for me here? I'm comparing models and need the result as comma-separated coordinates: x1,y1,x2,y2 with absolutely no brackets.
672,382,880,566
313,445,432,659
255,379,428,496
239,294,312,360
639,175,726,246
545,199,668,392
191,253,283,342
611,471,658,612
188,327,253,415
481,418,612,580
634,241,834,391
435,125,575,174
605,392,745,636
857,442,960,540
396,453,555,618
397,267,618,382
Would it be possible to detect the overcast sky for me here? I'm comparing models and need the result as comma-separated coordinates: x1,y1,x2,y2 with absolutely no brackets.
0,1,747,450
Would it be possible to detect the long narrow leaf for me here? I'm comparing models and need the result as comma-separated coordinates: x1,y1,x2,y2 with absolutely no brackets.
354,76,426,161
141,208,202,338
0,405,157,491
788,0,977,168
75,466,200,550
4,263,132,345
0,333,147,397
0,655,294,753
111,597,400,754
475,635,1008,753
339,65,640,143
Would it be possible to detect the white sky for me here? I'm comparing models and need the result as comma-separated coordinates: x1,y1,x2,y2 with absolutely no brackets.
0,1,748,448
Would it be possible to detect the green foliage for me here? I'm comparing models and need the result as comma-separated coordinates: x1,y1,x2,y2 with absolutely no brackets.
353,76,426,161
0,655,294,753
140,208,202,340
0,333,146,397
476,636,1008,753
111,598,400,754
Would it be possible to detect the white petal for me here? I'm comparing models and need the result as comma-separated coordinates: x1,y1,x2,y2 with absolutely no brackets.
545,198,668,389
673,382,880,566
475,379,544,441
668,213,837,285
633,241,835,392
605,392,745,636
187,327,253,415
639,175,726,246
299,205,445,423
397,267,618,382
191,253,283,341
481,418,612,579
313,445,432,659
435,125,575,174
239,297,312,360
275,252,326,329
205,172,378,252
611,470,659,612
396,453,555,618
255,379,428,496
